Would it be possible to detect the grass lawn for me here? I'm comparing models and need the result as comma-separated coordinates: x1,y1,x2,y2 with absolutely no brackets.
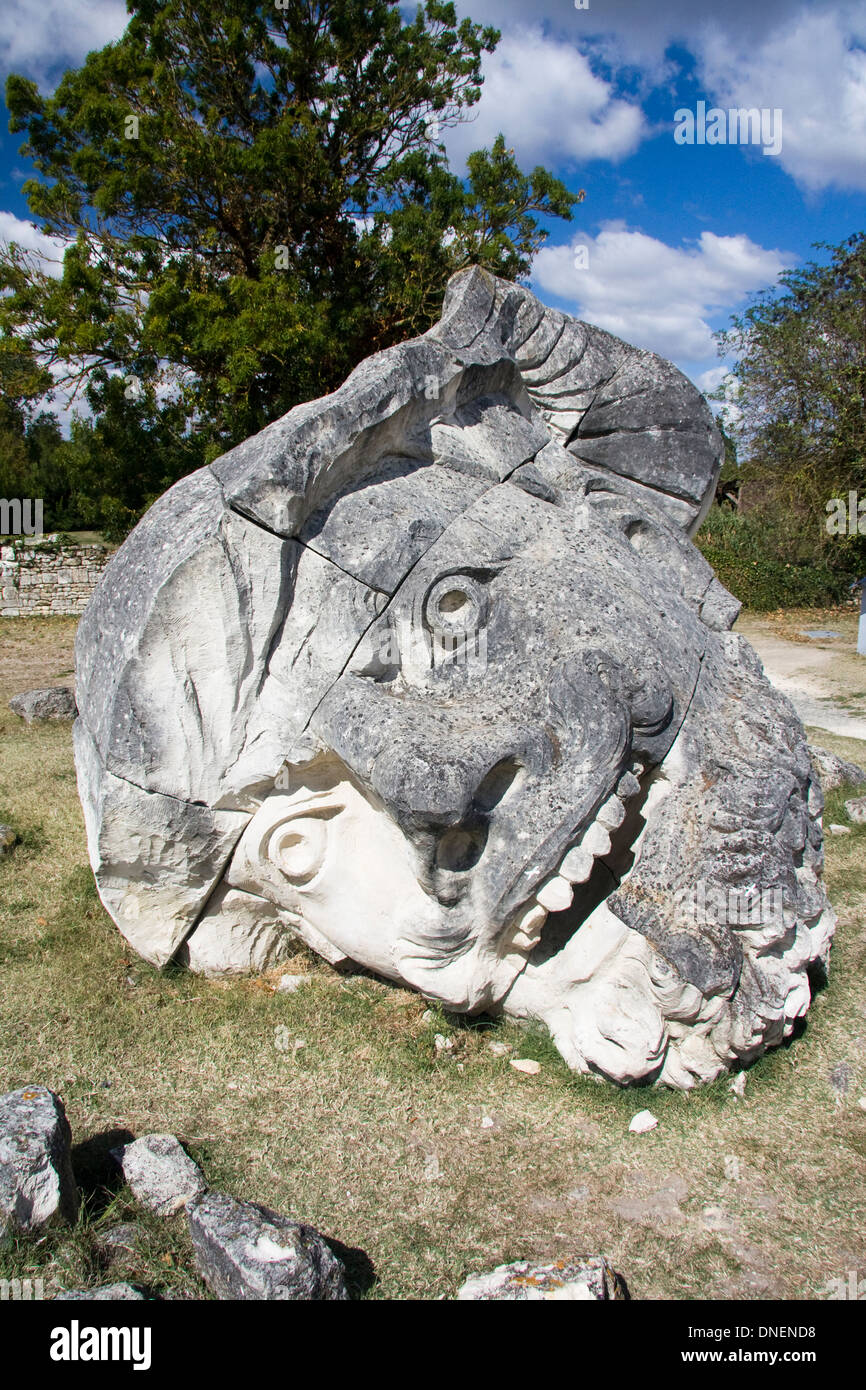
1,615,865,1300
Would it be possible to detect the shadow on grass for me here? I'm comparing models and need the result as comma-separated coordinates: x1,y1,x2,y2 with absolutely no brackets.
72,1127,135,1218
322,1234,376,1299
0,816,46,854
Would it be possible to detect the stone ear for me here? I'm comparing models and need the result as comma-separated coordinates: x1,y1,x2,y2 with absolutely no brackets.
221,786,353,968
225,792,341,903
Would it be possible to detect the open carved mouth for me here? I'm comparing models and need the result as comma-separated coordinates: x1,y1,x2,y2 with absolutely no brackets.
496,757,668,967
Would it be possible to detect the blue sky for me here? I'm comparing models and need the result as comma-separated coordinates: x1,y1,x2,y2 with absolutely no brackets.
1,0,865,414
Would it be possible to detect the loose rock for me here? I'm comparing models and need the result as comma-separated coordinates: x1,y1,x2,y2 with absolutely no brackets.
510,1058,541,1075
187,1190,348,1300
457,1254,626,1300
844,796,866,825
628,1109,658,1134
809,745,866,791
94,1223,144,1262
116,1134,206,1216
0,1086,78,1235
276,973,311,994
55,1282,145,1301
828,824,851,835
9,687,77,723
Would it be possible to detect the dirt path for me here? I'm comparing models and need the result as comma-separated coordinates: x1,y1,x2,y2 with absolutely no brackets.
736,610,866,741
0,617,78,708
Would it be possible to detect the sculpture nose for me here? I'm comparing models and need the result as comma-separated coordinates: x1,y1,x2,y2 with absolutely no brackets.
371,749,522,834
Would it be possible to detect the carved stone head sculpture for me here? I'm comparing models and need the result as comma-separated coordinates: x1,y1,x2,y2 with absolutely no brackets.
74,267,835,1088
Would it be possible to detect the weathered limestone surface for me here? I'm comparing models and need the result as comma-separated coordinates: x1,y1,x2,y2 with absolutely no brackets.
116,1134,206,1216
187,1191,348,1300
457,1255,626,1300
0,1087,79,1235
74,267,835,1088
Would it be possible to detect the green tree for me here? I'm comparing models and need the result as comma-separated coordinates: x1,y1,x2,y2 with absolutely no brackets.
1,0,581,531
714,231,866,578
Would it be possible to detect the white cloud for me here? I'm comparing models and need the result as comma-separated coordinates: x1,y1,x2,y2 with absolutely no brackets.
0,211,67,276
532,224,791,368
698,8,866,192
0,0,127,88
444,27,645,171
449,1,866,193
695,366,731,396
451,0,838,72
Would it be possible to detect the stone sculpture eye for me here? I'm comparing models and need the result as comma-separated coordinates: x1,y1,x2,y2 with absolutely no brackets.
424,574,488,640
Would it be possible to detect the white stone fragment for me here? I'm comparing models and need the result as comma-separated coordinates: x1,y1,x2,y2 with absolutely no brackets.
536,876,574,912
582,823,612,858
560,845,595,883
597,796,626,830
277,974,311,994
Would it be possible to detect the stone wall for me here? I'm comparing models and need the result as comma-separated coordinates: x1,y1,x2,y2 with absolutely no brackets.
0,538,111,617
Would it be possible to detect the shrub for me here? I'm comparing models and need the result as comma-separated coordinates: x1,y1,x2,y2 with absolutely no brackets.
696,504,855,610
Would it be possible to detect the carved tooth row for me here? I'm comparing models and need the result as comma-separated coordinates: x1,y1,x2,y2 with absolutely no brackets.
557,785,633,886
582,822,612,857
517,771,643,944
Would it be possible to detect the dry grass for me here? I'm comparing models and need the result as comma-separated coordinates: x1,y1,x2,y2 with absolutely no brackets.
1,616,865,1300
